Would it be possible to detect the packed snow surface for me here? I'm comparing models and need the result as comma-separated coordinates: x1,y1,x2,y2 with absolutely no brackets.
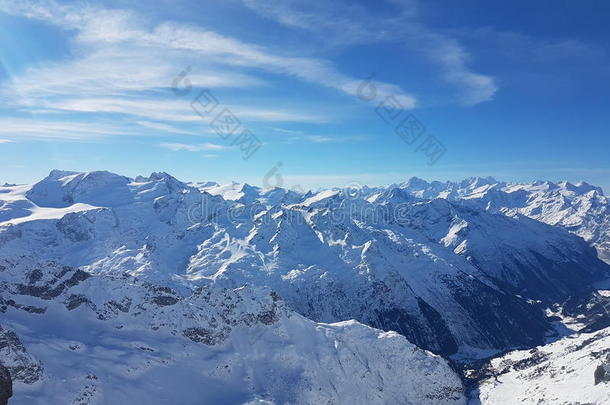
474,327,610,405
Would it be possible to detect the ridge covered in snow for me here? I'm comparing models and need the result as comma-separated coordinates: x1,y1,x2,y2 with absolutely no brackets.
383,176,610,263
471,326,610,404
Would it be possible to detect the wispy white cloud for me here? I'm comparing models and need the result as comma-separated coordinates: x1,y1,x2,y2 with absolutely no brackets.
229,106,326,123
144,22,416,106
135,121,198,135
408,26,497,105
158,142,229,152
267,126,366,143
0,139,15,144
0,117,141,140
22,96,326,124
5,46,266,100
243,0,393,47
284,134,366,143
269,127,303,134
291,135,334,143
244,0,497,105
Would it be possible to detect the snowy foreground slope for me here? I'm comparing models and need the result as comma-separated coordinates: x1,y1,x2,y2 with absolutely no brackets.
1,170,610,404
0,260,464,405
471,326,610,405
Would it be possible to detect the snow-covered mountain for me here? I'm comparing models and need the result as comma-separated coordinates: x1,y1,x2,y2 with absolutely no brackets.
1,170,609,403
470,326,610,404
385,176,610,263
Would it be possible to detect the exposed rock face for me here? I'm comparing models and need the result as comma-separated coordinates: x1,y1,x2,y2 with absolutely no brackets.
0,326,43,385
0,260,288,348
0,364,11,405
594,355,610,385
559,290,610,333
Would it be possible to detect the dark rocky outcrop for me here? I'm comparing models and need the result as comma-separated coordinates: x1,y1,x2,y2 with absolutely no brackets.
0,326,43,385
151,296,179,306
594,355,610,385
560,291,610,333
0,364,11,405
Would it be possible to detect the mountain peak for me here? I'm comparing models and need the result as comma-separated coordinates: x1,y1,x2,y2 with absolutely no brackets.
148,172,181,182
404,176,430,189
28,170,131,208
560,180,604,195
460,176,498,189
46,169,79,180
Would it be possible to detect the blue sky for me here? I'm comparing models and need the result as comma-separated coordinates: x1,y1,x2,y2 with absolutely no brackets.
0,0,609,191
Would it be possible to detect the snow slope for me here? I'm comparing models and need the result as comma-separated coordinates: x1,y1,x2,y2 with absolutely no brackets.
472,326,610,405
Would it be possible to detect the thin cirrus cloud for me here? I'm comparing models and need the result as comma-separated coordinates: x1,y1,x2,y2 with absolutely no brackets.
20,96,327,125
268,127,366,143
135,121,199,136
285,134,367,144
243,0,497,105
269,127,304,135
158,142,229,152
0,117,142,141
4,46,268,99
